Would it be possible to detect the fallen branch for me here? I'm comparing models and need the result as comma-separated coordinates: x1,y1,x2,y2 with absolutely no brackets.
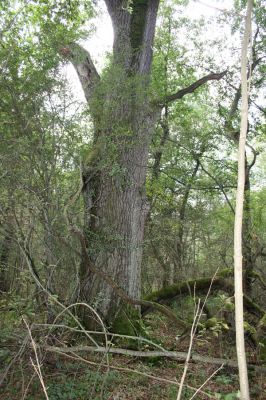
44,347,215,398
42,345,266,373
24,319,49,400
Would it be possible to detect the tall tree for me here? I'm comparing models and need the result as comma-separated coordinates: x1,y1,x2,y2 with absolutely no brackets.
234,0,253,398
62,0,226,326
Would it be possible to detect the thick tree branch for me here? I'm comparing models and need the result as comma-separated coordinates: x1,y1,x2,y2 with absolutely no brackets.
103,0,122,14
60,43,100,103
104,0,159,74
103,0,123,27
104,0,159,40
162,71,227,105
136,0,160,74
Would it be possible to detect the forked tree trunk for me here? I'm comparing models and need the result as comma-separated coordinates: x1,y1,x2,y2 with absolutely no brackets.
69,0,160,325
62,1,226,327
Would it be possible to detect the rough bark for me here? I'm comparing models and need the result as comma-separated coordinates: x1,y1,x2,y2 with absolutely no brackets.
70,0,160,326
63,1,227,328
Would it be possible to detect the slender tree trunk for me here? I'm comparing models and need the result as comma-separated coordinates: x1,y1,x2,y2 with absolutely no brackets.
225,30,262,298
152,103,170,180
42,206,58,321
234,1,252,398
0,205,14,293
0,229,12,293
242,155,253,294
175,160,200,273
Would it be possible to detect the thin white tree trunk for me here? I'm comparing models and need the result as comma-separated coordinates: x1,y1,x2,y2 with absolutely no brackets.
234,1,253,399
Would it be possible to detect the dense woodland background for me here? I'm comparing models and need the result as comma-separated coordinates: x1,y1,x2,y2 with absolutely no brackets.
0,0,265,399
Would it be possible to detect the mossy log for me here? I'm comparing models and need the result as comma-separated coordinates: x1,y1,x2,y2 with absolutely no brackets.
142,270,265,319
142,270,232,314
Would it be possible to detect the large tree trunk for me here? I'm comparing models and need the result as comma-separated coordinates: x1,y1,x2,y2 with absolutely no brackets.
80,106,157,323
70,0,160,326
61,1,226,327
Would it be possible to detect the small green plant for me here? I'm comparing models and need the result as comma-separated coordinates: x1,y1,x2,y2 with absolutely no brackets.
27,370,120,400
215,373,234,385
215,391,240,400
168,386,194,400
198,317,229,337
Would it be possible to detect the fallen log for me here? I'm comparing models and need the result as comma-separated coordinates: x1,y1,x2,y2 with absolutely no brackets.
142,271,265,318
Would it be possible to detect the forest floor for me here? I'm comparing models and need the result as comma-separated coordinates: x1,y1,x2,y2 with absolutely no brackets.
0,312,265,400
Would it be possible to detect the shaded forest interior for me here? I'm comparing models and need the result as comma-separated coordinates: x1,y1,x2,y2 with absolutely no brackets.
0,0,265,399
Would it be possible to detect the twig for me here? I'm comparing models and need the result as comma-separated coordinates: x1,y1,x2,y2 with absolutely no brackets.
18,240,100,347
176,300,201,400
23,318,49,400
176,268,220,400
0,334,29,387
21,373,35,400
33,323,167,351
189,364,224,400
